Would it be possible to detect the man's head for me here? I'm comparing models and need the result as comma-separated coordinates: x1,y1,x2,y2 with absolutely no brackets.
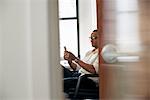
90,30,99,48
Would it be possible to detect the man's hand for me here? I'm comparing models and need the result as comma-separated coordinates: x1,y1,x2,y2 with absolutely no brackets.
67,52,76,60
64,51,70,60
64,51,76,61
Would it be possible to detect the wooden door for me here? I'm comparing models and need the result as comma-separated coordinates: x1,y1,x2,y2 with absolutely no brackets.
97,0,150,99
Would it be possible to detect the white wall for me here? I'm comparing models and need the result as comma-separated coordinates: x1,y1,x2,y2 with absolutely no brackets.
1,1,31,100
79,0,97,59
0,0,62,100
0,3,3,98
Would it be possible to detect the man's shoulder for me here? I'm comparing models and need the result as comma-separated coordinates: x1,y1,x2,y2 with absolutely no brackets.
85,49,98,56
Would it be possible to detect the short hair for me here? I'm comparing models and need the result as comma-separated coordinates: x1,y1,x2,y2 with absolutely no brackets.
93,29,98,32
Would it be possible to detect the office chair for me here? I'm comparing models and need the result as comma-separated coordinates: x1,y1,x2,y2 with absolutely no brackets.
67,74,99,99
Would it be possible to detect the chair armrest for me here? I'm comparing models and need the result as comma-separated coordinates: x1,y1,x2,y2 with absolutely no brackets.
81,73,99,78
63,77,78,81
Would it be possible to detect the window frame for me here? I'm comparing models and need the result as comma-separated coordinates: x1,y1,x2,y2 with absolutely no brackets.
59,0,80,58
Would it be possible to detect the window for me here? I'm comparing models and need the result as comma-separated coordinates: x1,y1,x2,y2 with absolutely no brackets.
58,0,79,59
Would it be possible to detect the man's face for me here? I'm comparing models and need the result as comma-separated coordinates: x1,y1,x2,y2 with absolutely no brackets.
90,32,98,48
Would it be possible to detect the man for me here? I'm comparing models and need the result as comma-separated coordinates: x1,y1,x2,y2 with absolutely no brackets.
63,30,99,93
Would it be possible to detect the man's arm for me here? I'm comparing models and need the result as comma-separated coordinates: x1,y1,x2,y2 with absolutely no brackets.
67,60,77,71
75,58,96,74
64,50,97,73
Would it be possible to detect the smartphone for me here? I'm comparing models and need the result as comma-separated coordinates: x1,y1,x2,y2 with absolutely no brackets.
64,46,67,51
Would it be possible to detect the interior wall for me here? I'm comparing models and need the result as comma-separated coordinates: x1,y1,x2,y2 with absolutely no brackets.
1,1,32,100
79,0,97,59
0,4,2,98
0,0,62,100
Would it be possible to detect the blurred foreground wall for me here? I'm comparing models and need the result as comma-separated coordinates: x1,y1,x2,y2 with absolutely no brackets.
99,0,150,100
0,0,62,100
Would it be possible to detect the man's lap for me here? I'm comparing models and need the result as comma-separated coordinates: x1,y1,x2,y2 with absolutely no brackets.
63,66,81,78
